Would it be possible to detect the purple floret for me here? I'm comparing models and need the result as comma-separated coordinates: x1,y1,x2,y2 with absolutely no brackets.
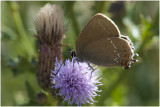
51,58,102,105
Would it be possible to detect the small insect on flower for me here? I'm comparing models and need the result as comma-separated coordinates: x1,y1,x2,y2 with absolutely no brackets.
51,58,102,105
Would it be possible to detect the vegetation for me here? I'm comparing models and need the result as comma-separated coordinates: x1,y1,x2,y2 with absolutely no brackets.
1,1,159,106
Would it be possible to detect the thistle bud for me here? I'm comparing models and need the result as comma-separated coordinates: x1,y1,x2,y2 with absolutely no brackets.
35,4,64,91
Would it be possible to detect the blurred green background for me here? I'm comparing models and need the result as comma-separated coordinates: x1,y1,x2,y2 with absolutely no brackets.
1,1,159,106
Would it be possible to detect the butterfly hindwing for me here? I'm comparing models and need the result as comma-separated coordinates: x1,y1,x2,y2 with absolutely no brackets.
76,37,133,67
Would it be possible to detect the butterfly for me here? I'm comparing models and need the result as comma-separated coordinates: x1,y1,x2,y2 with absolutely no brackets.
71,13,138,69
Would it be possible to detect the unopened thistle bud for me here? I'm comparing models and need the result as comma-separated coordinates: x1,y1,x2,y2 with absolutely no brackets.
35,4,64,91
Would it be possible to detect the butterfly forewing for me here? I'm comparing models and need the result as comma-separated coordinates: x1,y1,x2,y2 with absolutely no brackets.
75,13,121,54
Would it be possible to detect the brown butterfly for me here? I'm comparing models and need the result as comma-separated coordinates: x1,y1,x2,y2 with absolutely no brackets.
71,13,138,69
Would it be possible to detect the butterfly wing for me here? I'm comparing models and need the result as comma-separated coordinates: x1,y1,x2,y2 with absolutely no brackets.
75,13,121,53
76,37,134,67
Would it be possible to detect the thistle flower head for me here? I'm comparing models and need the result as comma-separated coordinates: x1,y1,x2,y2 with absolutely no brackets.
36,4,64,90
36,3,64,43
51,58,102,105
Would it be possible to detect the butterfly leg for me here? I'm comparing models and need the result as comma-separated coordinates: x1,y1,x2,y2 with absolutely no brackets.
73,59,76,71
72,58,80,72
55,61,65,75
87,63,96,79
50,55,63,75
87,63,94,70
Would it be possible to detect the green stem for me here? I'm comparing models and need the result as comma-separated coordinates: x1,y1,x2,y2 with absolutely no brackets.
70,6,80,36
9,2,35,58
9,2,26,39
66,1,80,36
95,1,107,14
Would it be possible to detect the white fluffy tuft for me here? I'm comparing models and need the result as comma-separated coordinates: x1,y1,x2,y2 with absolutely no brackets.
36,4,64,42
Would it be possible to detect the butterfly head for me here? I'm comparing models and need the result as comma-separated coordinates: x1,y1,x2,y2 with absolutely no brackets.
70,50,76,58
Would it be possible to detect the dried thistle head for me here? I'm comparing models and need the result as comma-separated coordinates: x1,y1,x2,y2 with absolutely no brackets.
35,3,64,91
36,3,64,44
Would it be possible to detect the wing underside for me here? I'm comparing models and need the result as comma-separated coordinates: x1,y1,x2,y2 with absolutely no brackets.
76,37,133,67
75,13,121,53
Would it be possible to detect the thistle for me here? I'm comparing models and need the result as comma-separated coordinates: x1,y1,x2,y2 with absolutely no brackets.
35,4,64,91
51,59,102,105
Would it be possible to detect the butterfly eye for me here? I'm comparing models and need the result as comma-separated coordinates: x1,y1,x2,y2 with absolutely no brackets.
70,51,76,58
